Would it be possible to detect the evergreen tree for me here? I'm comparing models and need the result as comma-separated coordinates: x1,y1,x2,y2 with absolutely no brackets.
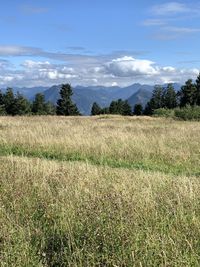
134,103,143,115
56,84,80,115
32,93,47,115
179,79,197,107
144,85,164,115
44,102,56,115
91,102,102,115
195,73,200,105
109,100,118,114
151,85,164,109
143,101,153,115
0,90,4,105
3,88,16,115
122,100,132,116
0,105,6,115
109,99,124,114
109,99,132,115
101,107,109,114
163,84,177,109
14,92,31,115
0,90,6,115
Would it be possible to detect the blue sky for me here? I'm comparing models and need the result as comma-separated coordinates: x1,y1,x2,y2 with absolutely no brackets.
0,0,200,87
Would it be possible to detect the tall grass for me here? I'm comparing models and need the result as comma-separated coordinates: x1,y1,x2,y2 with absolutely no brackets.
1,156,200,266
0,116,199,175
0,116,200,266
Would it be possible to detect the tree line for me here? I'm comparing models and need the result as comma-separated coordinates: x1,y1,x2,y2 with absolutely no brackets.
91,73,200,116
1,73,200,116
91,100,143,116
0,84,80,116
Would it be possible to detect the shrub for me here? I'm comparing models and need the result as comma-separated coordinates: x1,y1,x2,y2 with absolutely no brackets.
153,108,174,118
174,105,200,121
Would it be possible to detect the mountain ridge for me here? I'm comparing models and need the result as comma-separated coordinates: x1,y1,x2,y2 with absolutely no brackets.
1,83,181,115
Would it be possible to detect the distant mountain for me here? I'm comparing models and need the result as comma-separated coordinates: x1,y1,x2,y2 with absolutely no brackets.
19,87,49,100
127,88,153,108
1,86,48,100
112,84,154,100
43,85,119,115
43,83,155,114
1,83,182,115
127,83,182,109
43,85,117,115
162,83,181,92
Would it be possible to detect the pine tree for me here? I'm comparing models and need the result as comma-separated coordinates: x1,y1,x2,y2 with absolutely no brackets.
143,101,153,115
3,88,16,115
122,100,132,116
179,79,197,107
163,84,177,109
56,84,80,115
134,103,143,115
101,107,109,114
0,90,6,115
44,102,56,115
196,73,200,105
14,93,31,115
91,102,102,115
0,90,4,106
151,85,164,109
109,100,118,114
109,99,124,114
32,93,47,115
144,85,164,115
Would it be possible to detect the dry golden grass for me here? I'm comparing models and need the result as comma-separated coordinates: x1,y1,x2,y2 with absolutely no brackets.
0,115,199,174
1,155,200,266
0,115,200,266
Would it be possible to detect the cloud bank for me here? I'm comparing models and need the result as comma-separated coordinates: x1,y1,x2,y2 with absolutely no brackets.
0,45,199,87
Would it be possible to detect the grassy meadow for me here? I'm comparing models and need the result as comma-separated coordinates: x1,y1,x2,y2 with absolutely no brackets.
0,115,200,266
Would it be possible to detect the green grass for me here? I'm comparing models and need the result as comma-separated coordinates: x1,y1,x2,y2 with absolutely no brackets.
1,116,200,266
0,143,199,177
1,156,200,266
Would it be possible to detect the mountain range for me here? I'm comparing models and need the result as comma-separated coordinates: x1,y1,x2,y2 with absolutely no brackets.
2,83,181,115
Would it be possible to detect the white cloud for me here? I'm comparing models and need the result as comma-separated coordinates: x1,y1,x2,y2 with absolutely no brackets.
22,60,51,69
151,2,189,16
0,54,199,87
165,26,200,34
0,46,43,57
111,82,118,87
105,56,159,77
151,26,200,40
162,66,176,72
144,2,200,40
143,19,167,26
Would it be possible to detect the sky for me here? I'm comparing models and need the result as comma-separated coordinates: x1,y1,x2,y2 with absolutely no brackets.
0,0,200,87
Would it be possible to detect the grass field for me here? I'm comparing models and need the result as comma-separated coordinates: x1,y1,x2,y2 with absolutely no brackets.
0,116,200,266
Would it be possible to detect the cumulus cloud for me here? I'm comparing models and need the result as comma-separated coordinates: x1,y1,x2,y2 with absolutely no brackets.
0,53,199,88
105,56,159,77
102,56,199,85
0,59,12,69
